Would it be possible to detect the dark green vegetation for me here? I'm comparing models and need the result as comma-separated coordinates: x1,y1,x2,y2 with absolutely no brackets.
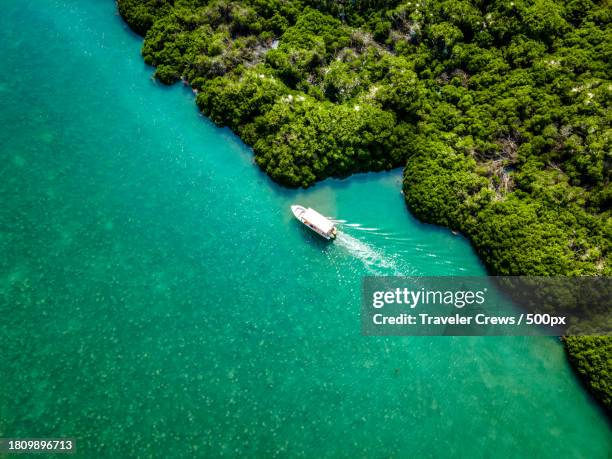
565,336,611,411
118,0,611,411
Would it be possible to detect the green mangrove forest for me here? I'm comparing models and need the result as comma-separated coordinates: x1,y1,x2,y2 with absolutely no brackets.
117,0,611,411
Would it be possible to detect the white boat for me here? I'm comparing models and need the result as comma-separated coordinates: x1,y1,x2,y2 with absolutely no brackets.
291,205,337,240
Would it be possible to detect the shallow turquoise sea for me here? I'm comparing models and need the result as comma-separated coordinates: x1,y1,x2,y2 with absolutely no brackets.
0,1,610,457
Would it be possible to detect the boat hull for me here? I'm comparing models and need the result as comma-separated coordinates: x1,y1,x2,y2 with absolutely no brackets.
291,205,337,240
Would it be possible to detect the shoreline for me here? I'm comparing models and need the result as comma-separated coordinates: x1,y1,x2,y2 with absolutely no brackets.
117,0,611,414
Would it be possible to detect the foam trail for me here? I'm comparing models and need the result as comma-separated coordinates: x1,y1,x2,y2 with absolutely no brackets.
335,231,404,275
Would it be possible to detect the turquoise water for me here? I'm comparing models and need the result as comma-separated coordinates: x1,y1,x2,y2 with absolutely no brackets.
0,1,609,457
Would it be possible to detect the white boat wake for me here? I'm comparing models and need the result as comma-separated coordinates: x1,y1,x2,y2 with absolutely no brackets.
334,231,406,275
334,221,379,232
